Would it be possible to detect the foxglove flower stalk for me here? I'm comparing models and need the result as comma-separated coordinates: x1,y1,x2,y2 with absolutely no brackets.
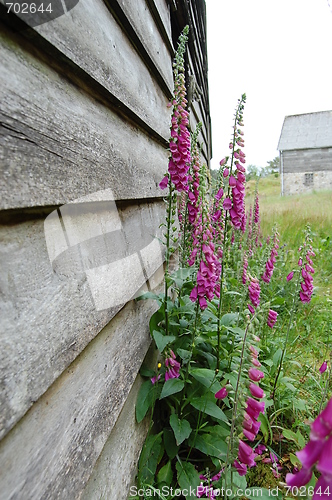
254,191,260,224
286,397,332,498
242,252,248,284
163,26,191,192
267,309,278,328
261,230,279,284
223,94,247,231
189,208,221,309
248,277,260,309
299,247,315,303
187,139,201,224
165,350,181,381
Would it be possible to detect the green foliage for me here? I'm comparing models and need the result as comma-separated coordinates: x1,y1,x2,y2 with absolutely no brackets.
133,27,331,497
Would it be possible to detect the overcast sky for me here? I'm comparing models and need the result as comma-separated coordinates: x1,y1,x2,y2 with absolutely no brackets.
206,0,332,170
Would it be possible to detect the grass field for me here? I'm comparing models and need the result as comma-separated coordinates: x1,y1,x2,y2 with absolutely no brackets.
247,174,332,295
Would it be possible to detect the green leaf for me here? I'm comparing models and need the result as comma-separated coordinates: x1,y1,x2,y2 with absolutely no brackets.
152,330,176,352
188,432,227,459
293,398,306,411
170,414,192,445
136,380,155,423
139,366,156,378
176,461,200,499
273,348,283,367
177,349,192,363
163,428,179,459
160,378,184,399
258,412,273,444
226,326,245,338
190,367,220,393
201,424,230,438
157,460,173,486
271,297,286,305
149,308,164,336
282,428,305,448
190,395,229,423
285,382,297,392
296,430,306,448
136,291,163,303
220,313,238,326
138,432,163,487
290,453,301,467
171,267,195,288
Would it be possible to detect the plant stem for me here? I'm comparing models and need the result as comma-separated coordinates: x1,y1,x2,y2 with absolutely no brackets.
164,181,173,336
272,271,301,399
224,319,251,499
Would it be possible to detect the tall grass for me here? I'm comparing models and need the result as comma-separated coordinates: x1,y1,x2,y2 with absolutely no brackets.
247,175,332,293
247,175,332,422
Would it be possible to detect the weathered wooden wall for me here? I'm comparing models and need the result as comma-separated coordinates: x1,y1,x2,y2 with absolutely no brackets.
0,0,211,498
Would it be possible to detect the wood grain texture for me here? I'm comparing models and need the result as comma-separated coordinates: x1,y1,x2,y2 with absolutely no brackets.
0,0,173,138
282,148,332,173
34,0,172,133
0,200,165,438
81,344,159,500
0,29,170,210
0,297,158,500
106,0,173,92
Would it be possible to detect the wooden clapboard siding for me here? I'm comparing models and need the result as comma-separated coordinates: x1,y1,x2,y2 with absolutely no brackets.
282,147,332,174
0,0,211,497
0,299,157,500
0,27,169,210
0,200,165,439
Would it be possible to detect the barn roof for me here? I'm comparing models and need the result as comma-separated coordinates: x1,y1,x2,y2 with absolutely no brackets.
277,110,332,151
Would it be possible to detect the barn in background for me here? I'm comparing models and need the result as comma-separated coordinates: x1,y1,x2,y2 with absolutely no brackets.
0,0,211,498
278,110,332,196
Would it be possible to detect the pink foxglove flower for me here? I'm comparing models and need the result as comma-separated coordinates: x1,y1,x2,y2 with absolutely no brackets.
159,175,169,190
267,309,278,328
248,368,264,382
261,231,279,283
223,197,232,211
249,382,265,399
233,460,247,476
287,271,294,281
215,387,228,399
319,361,328,374
286,398,332,496
238,440,256,468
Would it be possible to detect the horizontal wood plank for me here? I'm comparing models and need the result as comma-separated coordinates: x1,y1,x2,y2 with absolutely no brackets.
107,0,173,91
0,0,173,138
282,148,332,173
81,346,158,500
0,199,165,438
0,297,158,499
0,29,170,210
